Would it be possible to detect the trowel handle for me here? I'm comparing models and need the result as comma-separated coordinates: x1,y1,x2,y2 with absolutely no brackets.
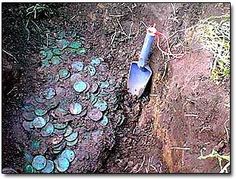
138,27,157,68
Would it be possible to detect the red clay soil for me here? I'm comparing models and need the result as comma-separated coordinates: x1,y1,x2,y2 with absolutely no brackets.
138,49,230,173
102,3,230,173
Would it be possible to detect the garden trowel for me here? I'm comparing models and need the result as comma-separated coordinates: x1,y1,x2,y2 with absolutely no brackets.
128,26,157,97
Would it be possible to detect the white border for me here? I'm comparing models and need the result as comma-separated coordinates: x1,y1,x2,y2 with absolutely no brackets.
0,1,234,178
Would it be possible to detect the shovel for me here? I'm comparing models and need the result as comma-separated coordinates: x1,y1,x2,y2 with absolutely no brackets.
128,26,157,97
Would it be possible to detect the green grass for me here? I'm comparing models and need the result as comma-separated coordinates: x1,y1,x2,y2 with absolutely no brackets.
198,148,230,173
195,15,230,82
26,3,53,19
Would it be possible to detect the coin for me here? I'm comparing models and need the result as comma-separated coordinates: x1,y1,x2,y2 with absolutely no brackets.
60,149,75,162
59,68,70,79
45,50,53,61
94,99,108,112
73,81,87,92
52,48,62,55
43,87,56,100
53,141,66,154
51,56,62,65
32,117,47,128
90,57,101,66
24,164,35,173
41,122,54,137
22,111,36,121
69,102,82,115
69,41,82,49
41,160,54,173
71,61,84,72
31,139,41,150
65,131,78,142
64,125,73,137
54,156,70,172
34,108,47,116
32,155,47,171
22,121,34,131
90,83,99,93
66,138,78,147
100,115,109,126
88,108,103,121
57,39,70,50
85,65,96,76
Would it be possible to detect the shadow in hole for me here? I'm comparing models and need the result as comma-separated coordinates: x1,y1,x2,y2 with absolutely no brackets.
140,76,152,98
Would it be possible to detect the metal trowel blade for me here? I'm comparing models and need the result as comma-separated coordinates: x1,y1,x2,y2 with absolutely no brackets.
127,62,152,97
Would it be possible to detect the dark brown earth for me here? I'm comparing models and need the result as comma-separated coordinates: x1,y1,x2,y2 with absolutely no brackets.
2,2,230,174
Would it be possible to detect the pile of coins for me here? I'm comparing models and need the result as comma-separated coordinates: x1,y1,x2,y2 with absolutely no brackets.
20,30,122,173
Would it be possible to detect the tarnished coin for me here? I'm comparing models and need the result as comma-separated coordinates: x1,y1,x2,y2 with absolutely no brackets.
73,81,87,93
32,117,47,128
54,107,68,117
70,73,82,83
57,30,65,39
24,151,33,163
52,48,62,55
39,50,47,59
22,121,34,131
71,61,84,72
60,149,75,162
41,160,54,173
100,81,109,89
52,135,64,145
59,68,70,79
54,122,68,130
43,87,56,100
90,83,99,93
90,94,98,105
94,99,108,112
32,155,47,171
24,164,35,173
22,103,35,112
22,111,36,121
57,39,70,50
52,141,66,154
69,41,82,49
31,139,41,150
77,48,86,54
91,57,101,66
88,108,103,121
51,56,62,65
100,115,109,126
65,131,78,142
64,125,73,137
79,108,87,117
53,141,66,154
53,74,60,83
45,98,59,110
66,138,78,147
45,50,53,61
34,95,46,104
41,122,54,137
69,102,82,115
85,65,96,76
54,156,70,173
54,128,67,135
34,108,47,116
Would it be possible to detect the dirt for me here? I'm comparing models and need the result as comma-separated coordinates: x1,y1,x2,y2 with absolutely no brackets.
2,2,230,174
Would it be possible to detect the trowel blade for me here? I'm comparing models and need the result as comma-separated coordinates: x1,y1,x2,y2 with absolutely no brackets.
127,62,152,97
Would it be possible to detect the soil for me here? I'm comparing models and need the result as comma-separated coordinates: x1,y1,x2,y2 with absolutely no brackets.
2,2,230,174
